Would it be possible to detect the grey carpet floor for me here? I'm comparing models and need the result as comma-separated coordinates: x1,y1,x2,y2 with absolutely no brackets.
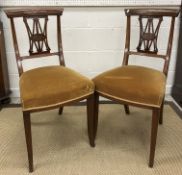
0,104,182,175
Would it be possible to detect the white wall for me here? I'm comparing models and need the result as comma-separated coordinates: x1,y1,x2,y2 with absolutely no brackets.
0,7,180,102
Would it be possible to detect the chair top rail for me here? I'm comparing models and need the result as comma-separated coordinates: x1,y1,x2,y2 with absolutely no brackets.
5,7,64,18
125,8,180,17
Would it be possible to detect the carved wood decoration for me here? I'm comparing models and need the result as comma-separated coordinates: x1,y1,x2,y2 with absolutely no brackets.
23,16,51,55
137,16,163,54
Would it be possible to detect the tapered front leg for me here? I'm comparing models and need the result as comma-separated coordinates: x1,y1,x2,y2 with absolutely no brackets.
87,94,95,147
23,111,33,172
149,109,159,167
94,92,99,139
58,107,64,115
124,104,130,115
159,101,164,125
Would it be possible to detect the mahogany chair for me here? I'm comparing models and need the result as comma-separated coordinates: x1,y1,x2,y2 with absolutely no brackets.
93,9,179,167
5,8,95,172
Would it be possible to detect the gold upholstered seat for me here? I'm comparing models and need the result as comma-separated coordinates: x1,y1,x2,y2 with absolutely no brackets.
20,66,94,111
93,65,166,108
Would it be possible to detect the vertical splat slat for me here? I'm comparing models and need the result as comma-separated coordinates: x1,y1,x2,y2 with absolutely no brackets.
137,16,163,53
23,16,50,55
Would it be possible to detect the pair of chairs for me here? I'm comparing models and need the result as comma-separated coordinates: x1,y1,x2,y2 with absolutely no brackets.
5,8,179,172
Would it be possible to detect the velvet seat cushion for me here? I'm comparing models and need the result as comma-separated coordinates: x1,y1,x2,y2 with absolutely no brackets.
20,66,94,111
93,65,166,108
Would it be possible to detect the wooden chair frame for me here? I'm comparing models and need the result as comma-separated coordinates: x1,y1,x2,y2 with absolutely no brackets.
94,8,179,167
5,8,95,172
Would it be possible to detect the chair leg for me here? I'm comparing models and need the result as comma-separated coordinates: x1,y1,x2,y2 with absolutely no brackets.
94,92,99,139
23,111,33,172
58,107,64,115
124,104,130,115
149,109,159,168
87,94,95,147
159,101,164,125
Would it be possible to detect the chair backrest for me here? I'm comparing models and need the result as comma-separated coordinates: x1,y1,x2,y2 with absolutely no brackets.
123,8,179,76
5,8,64,76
